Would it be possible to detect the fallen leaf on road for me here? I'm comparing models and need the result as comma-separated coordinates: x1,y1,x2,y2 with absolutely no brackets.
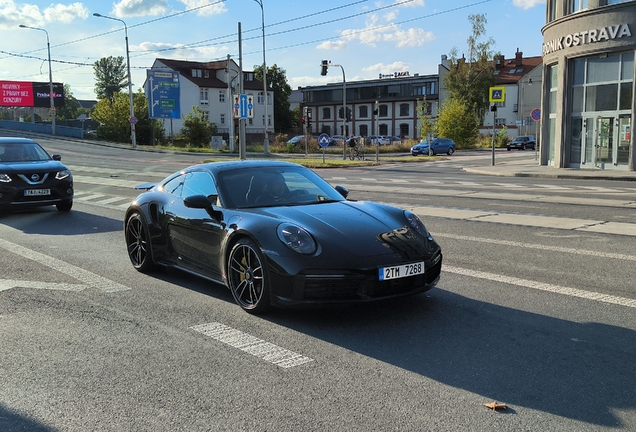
484,401,507,411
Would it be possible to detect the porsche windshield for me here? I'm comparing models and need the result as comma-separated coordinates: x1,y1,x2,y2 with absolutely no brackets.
218,166,345,209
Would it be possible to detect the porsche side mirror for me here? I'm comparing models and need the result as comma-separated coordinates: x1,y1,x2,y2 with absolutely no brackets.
183,194,223,221
335,185,349,198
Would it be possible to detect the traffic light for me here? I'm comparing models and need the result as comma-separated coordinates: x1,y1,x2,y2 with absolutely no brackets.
301,116,306,125
307,118,312,129
346,108,352,122
320,60,329,76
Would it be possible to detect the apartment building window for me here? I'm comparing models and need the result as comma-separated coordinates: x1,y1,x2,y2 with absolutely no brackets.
192,69,202,78
322,107,331,119
258,92,264,104
220,113,225,125
219,91,225,103
379,105,388,117
200,88,209,105
202,110,210,121
495,118,506,126
359,106,368,118
399,103,409,116
204,70,210,78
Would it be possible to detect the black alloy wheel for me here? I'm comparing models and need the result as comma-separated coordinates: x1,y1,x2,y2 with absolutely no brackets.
125,213,155,272
227,239,270,314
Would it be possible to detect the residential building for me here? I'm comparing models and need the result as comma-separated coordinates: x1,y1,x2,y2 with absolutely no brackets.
542,0,636,171
147,58,273,143
299,71,440,140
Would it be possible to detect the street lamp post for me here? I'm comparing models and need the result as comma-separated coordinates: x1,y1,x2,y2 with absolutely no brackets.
19,24,55,135
93,13,136,148
253,0,269,154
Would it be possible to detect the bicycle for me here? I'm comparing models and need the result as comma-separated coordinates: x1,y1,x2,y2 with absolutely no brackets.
349,145,365,161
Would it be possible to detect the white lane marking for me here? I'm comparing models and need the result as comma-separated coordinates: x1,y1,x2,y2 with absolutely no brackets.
0,279,86,292
0,237,130,293
191,322,314,368
444,265,636,309
435,232,636,261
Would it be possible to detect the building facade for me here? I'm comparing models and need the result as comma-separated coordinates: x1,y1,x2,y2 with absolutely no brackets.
300,72,440,140
147,58,273,144
542,0,636,170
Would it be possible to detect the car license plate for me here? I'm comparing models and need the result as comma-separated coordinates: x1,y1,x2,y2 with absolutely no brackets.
24,189,50,196
379,262,425,281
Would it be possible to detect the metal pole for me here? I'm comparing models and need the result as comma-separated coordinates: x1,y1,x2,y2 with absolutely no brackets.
253,0,269,154
19,25,55,135
93,13,136,147
238,22,246,160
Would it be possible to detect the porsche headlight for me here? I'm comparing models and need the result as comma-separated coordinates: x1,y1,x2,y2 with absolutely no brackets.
277,223,316,254
0,173,11,183
405,211,433,240
55,169,71,180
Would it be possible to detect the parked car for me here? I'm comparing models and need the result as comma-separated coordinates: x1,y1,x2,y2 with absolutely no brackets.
124,160,443,314
331,135,346,145
411,138,456,156
0,137,73,212
286,135,305,145
508,135,536,151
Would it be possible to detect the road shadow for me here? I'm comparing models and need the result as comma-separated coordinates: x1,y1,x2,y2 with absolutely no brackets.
264,288,636,427
0,403,56,432
0,208,122,235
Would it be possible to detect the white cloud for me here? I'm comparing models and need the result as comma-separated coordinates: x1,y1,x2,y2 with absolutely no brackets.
316,40,347,50
177,0,228,16
513,0,545,10
44,3,89,23
0,1,90,29
384,27,434,47
362,62,410,74
113,0,168,17
137,40,224,58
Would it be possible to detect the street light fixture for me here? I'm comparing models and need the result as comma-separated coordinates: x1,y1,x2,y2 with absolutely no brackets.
253,0,269,154
93,13,136,148
19,24,55,135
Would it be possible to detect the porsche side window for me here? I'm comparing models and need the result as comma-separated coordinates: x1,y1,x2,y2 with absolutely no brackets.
182,171,217,198
163,174,185,197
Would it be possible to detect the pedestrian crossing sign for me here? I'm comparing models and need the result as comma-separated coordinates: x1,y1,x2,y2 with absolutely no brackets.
489,86,505,103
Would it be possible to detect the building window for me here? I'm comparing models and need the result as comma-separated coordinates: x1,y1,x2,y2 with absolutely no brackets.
379,124,388,135
568,0,588,13
399,124,409,137
202,111,210,121
204,70,210,78
219,91,225,103
258,92,264,104
379,105,388,117
495,118,506,126
268,115,272,126
359,106,368,118
399,103,409,116
244,72,254,81
322,107,331,119
359,125,368,136
200,88,209,105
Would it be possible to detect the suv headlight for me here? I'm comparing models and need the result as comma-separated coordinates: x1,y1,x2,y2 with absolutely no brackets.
56,169,71,180
0,173,11,183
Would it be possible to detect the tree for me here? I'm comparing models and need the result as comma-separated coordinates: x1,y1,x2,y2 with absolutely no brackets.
253,64,293,133
180,106,216,147
56,84,79,120
92,91,163,145
443,14,497,123
435,97,479,147
417,98,434,140
93,56,127,103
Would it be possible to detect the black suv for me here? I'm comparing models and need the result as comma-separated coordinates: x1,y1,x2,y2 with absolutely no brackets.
507,135,536,151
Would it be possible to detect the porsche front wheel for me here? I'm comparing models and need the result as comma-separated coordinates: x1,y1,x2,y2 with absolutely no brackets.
227,239,271,314
125,213,155,272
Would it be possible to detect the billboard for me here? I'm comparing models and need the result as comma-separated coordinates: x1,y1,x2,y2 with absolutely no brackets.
0,80,65,108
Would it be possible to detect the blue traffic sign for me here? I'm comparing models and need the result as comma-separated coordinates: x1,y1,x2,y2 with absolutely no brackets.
239,94,248,119
318,133,330,148
147,70,181,119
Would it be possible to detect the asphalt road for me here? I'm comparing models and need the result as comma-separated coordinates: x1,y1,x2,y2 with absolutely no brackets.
1,137,635,431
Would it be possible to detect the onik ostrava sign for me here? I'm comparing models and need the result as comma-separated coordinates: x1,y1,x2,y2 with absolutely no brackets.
1,80,65,108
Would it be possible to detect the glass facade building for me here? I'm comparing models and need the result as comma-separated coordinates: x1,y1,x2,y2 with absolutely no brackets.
542,0,636,170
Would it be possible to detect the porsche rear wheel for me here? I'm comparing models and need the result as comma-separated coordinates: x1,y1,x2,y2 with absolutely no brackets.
125,212,155,272
227,239,271,314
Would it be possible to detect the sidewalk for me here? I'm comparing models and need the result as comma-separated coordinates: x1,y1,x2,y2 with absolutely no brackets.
462,157,636,181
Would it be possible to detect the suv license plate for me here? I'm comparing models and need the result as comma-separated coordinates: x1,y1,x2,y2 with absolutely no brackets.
25,189,50,196
379,262,425,281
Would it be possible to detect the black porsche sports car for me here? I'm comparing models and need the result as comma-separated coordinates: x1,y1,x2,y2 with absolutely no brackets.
124,160,442,313
0,137,73,212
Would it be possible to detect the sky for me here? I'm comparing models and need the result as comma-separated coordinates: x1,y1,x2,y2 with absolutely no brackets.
0,0,547,100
